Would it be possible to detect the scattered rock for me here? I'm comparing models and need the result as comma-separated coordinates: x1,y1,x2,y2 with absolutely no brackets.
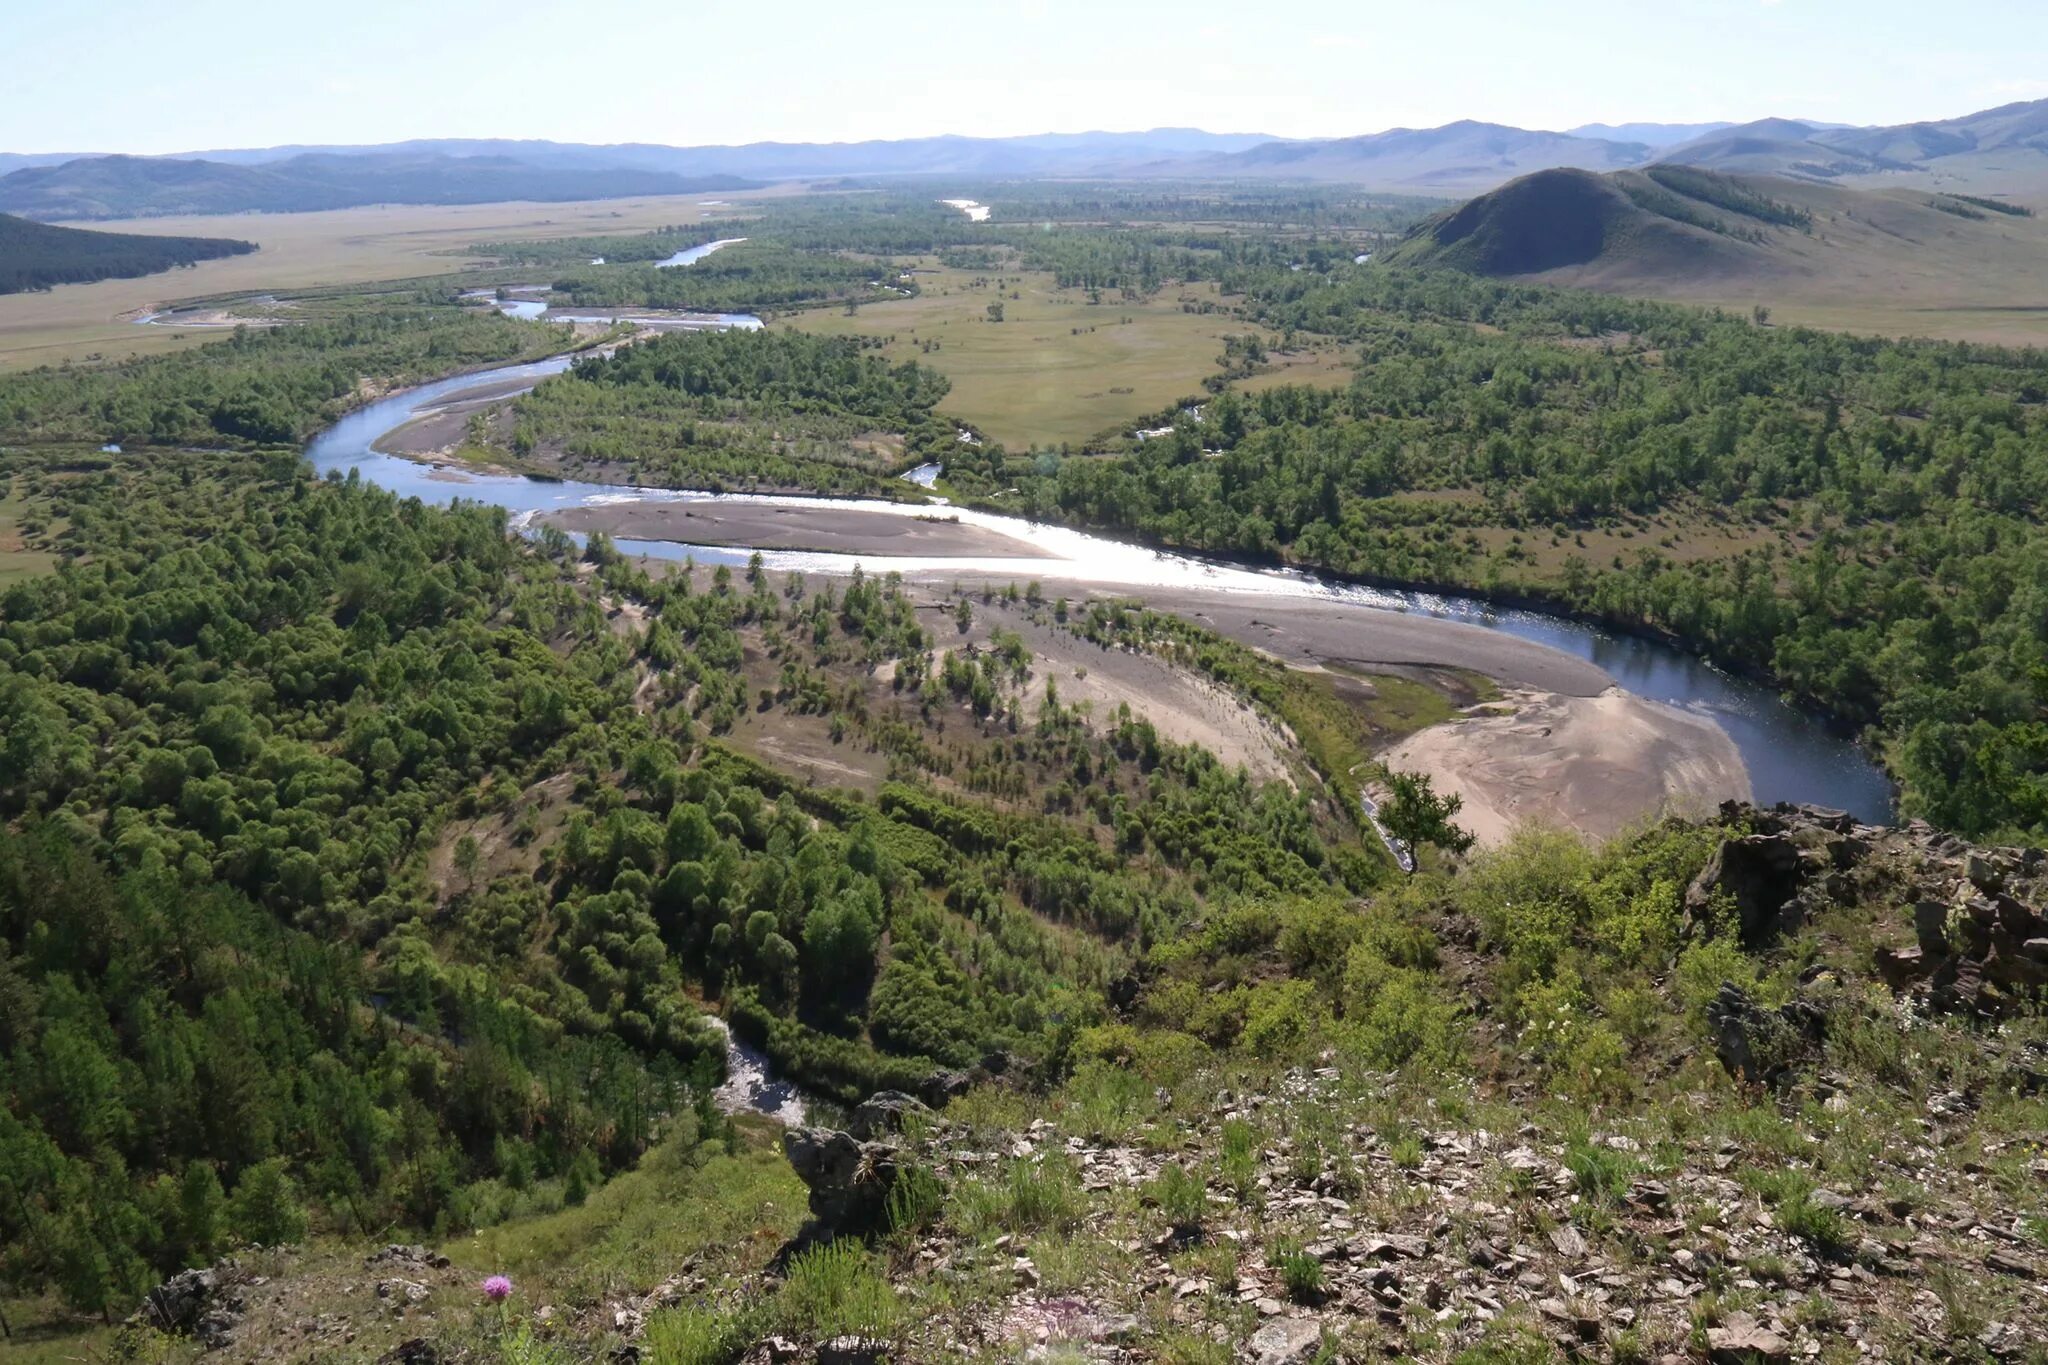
847,1090,932,1141
1246,1315,1325,1365
815,1337,891,1365
1706,982,1824,1089
1706,1311,1791,1362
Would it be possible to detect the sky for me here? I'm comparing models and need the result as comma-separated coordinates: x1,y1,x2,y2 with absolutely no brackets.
6,0,2046,154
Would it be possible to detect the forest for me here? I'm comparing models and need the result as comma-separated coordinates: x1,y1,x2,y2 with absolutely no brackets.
0,304,561,446
495,328,956,492
2,186,2046,1354
956,266,2048,842
0,212,256,294
0,437,1370,1316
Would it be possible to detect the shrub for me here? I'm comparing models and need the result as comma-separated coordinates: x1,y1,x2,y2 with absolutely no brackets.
884,1162,945,1236
645,1304,754,1365
777,1241,900,1340
1273,1238,1324,1302
1342,948,1461,1068
1148,1161,1208,1230
1219,1119,1260,1199
1240,979,1321,1059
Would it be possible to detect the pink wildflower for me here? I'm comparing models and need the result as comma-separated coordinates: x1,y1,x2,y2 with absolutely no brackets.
481,1275,513,1303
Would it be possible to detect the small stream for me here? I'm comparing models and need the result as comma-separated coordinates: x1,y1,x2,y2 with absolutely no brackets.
700,1017,812,1125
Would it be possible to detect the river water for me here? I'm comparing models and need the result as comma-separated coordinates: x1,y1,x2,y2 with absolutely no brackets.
655,236,747,268
307,363,1896,822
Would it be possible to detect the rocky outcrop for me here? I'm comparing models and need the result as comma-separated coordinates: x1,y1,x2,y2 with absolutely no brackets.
846,1090,931,1141
781,1125,909,1238
1874,846,2048,1016
135,1265,246,1349
1685,803,1862,948
1706,982,1826,1089
1694,802,2045,1018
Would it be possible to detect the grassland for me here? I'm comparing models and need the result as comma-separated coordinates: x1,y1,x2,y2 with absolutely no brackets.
788,265,1268,449
0,190,787,371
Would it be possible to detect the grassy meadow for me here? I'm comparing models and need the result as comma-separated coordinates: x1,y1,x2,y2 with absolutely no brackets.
0,190,784,371
787,265,1273,449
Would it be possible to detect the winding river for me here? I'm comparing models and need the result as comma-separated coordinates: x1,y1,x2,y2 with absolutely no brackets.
306,359,1896,822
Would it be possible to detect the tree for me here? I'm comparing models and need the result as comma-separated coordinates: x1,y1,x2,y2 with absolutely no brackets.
1379,770,1475,870
228,1159,307,1247
173,1162,228,1269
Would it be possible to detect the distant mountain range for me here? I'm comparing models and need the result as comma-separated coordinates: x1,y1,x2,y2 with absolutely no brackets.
1169,101,2048,197
3,101,2043,220
0,152,757,221
1176,121,1652,188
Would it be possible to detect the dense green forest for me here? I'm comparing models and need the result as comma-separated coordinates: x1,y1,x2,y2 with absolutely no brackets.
0,214,256,294
0,306,561,446
949,267,2048,841
497,329,955,491
0,438,1368,1315
548,241,902,314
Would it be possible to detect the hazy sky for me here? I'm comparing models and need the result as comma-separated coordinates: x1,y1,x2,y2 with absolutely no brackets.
7,0,2045,154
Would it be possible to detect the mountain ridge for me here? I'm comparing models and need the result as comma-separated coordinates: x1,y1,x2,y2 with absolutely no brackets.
0,151,757,220
6,99,2045,219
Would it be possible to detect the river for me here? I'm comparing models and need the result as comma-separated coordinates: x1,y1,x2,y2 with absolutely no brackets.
306,360,1896,823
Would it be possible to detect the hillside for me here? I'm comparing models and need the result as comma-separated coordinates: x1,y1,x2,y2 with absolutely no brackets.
0,212,255,293
1376,167,1772,281
1380,163,2048,334
1659,100,2048,201
1180,121,1650,192
0,152,757,220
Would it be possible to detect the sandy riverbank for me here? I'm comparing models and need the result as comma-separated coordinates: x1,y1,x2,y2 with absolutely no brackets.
1381,688,1752,847
547,502,1054,559
372,377,542,455
973,583,1618,698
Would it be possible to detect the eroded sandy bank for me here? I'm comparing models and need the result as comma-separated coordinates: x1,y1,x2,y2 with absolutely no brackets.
1380,688,1753,847
549,501,1055,559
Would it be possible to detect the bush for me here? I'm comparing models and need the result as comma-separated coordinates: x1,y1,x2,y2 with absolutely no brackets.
1240,979,1322,1059
1147,1161,1208,1230
884,1162,945,1236
777,1241,900,1340
645,1304,754,1365
1219,1119,1260,1200
1273,1238,1324,1302
1342,946,1461,1069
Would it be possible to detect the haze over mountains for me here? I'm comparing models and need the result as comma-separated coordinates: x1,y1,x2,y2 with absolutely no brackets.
3,98,2043,220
